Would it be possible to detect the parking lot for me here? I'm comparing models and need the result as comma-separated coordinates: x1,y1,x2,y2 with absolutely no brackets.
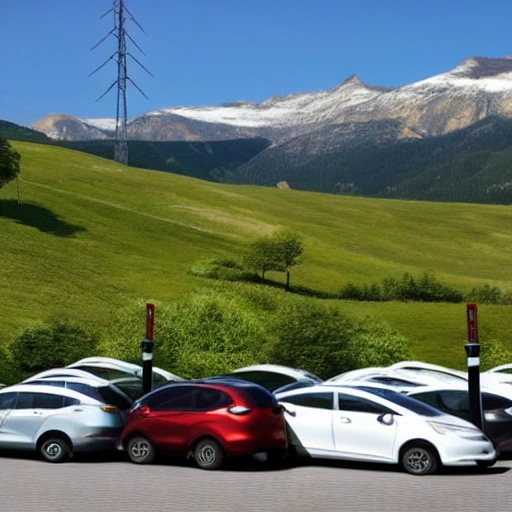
1,453,511,512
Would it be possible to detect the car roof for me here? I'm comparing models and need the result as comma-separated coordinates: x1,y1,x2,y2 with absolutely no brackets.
407,382,512,400
0,383,103,403
67,357,185,382
21,375,111,386
24,368,107,382
232,364,323,382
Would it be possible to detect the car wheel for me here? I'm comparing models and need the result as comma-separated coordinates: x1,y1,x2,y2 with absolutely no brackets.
39,437,72,463
194,438,224,470
401,444,438,475
127,436,156,464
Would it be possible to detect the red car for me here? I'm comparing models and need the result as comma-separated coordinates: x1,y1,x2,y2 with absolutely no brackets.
120,379,287,469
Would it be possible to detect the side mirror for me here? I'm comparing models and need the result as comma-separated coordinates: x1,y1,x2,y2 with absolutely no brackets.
377,412,394,425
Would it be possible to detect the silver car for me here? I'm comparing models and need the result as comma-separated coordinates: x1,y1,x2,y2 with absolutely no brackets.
0,384,124,462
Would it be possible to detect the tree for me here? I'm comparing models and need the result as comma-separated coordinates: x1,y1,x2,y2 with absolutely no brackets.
0,138,21,188
243,229,304,287
273,229,303,289
243,235,281,280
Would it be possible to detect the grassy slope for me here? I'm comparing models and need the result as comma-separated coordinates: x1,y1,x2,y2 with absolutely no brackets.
2,141,512,370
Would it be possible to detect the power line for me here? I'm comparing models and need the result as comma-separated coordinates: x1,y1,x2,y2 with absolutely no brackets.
89,0,153,165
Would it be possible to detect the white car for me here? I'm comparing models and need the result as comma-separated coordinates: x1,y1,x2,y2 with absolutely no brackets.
230,364,323,393
276,384,497,475
482,364,512,386
389,360,512,388
324,367,446,392
0,384,124,462
20,375,134,419
66,357,186,400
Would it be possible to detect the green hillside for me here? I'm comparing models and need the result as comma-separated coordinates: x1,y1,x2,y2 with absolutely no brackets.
2,140,512,370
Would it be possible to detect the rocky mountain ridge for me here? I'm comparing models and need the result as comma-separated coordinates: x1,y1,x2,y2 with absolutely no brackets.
32,56,512,144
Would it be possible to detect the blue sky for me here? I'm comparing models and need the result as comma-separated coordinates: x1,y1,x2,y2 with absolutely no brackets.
1,0,511,127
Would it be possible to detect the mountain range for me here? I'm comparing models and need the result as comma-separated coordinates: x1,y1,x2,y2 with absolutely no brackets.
23,56,512,203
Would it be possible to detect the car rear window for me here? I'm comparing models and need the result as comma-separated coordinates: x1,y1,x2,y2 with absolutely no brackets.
236,385,277,408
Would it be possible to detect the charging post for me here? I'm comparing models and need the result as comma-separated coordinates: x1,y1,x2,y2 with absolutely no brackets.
465,303,483,430
141,303,155,395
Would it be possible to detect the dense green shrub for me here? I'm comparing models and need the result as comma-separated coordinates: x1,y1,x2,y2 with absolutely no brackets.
339,272,464,303
267,301,411,379
156,291,269,378
348,316,410,369
9,320,100,381
467,284,512,305
480,339,512,371
266,301,357,379
189,258,255,282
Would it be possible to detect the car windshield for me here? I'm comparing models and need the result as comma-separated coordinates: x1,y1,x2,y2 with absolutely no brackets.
356,386,443,417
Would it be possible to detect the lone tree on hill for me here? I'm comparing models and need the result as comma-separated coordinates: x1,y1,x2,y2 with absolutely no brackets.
274,229,304,289
244,229,304,288
0,138,21,189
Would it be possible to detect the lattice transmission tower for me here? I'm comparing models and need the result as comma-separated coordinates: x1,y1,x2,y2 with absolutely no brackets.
89,0,152,165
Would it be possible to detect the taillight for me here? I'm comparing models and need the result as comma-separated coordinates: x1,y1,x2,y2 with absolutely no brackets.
100,405,118,414
227,405,251,415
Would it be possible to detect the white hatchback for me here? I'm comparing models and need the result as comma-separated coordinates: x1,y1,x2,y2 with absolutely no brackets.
276,384,497,475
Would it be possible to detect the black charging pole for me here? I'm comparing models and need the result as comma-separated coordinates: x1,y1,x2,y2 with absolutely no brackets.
141,303,155,396
465,303,483,430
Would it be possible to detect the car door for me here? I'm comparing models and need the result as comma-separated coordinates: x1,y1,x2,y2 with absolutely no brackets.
332,392,397,462
0,392,61,448
0,392,18,444
278,391,335,456
142,385,196,454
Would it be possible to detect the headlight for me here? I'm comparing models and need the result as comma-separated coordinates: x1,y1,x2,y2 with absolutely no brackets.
504,407,512,416
427,421,482,436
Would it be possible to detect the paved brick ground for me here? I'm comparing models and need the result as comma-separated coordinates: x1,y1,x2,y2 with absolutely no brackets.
1,454,511,512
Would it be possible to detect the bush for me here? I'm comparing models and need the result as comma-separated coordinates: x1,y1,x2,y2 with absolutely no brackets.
339,272,464,303
467,284,512,305
156,291,269,379
348,316,410,368
480,339,512,371
267,301,357,379
190,258,255,281
9,320,99,380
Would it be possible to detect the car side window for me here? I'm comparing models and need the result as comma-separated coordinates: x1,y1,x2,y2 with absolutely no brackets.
482,392,512,409
33,393,68,409
338,394,389,414
195,389,232,410
152,386,195,411
284,392,333,410
0,392,17,409
233,371,295,392
16,393,35,409
439,391,469,415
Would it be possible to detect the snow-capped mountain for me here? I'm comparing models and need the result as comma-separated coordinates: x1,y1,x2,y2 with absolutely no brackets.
32,56,512,144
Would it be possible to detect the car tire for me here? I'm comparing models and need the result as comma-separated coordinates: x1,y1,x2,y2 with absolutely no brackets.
39,437,72,463
126,436,156,464
194,438,224,470
401,444,439,475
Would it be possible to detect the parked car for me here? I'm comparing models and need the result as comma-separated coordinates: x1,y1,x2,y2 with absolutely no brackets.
482,364,512,386
407,384,512,452
66,357,186,400
227,364,323,393
0,384,125,462
276,384,497,475
387,361,469,385
20,376,134,419
120,379,288,469
324,367,446,392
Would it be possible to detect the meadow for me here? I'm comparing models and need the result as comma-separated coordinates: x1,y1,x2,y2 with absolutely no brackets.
2,140,512,372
